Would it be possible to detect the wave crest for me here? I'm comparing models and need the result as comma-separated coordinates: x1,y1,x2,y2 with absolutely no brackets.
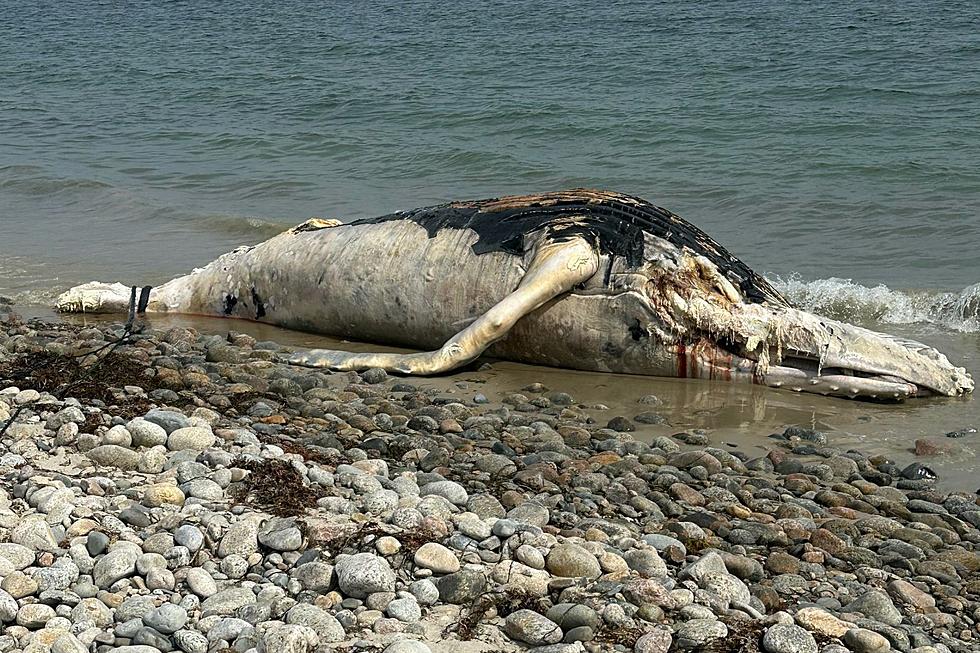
772,275,980,333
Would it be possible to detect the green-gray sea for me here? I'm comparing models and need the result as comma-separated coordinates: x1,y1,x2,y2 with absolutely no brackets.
2,1,978,486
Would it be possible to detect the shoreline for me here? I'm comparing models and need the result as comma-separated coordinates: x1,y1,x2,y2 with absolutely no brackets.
0,313,978,653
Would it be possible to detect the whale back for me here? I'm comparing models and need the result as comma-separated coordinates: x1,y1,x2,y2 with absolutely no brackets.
353,189,787,306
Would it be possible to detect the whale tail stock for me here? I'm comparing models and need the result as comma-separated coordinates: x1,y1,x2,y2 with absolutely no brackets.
56,282,153,316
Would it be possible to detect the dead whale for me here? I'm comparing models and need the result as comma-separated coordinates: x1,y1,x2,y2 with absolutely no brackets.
57,189,974,400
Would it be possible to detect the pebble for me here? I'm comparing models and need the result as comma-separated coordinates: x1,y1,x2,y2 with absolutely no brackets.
436,569,486,604
334,553,396,598
259,517,304,551
794,607,852,638
12,516,60,551
0,321,976,653
844,589,903,627
413,542,460,574
200,586,255,616
16,603,56,628
0,543,35,569
0,589,17,622
844,628,893,653
86,444,141,470
144,409,191,433
546,543,601,579
762,623,818,653
419,480,468,505
143,483,185,507
634,628,672,653
675,619,728,649
217,517,260,557
623,548,667,579
174,525,204,552
142,603,188,634
92,547,138,589
383,641,432,653
167,426,215,451
286,603,346,642
504,609,563,646
127,418,169,447
385,597,421,623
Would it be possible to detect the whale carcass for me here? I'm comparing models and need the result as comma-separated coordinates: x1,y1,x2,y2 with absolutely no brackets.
57,190,974,400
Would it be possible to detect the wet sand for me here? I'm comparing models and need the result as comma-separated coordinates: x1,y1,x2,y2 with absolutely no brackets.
25,306,976,494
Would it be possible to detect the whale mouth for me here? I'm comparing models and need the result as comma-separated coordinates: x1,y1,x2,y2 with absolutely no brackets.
654,265,974,401
733,307,973,400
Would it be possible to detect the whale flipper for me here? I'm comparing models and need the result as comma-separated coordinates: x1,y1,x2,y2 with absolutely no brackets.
288,235,599,374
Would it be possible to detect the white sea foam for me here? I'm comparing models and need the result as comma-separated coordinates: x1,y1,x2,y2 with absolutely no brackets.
772,275,980,333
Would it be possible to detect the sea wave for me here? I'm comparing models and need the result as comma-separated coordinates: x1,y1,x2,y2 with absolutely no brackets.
773,275,980,333
196,214,293,238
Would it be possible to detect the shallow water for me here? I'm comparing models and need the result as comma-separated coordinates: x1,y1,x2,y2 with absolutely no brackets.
2,1,978,488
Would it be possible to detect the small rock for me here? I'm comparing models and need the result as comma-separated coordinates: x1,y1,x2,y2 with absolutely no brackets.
127,418,169,447
675,619,728,649
607,416,635,432
516,544,546,570
285,603,345,643
93,547,138,589
794,607,852,638
12,516,60,551
217,517,260,557
142,603,188,635
843,628,892,653
167,426,215,452
200,586,256,616
886,579,936,611
143,483,185,507
546,543,601,579
436,569,486,604
293,561,335,592
174,525,204,552
623,548,667,579
2,571,38,598
504,609,562,646
914,438,960,456
634,628,672,653
86,444,140,470
144,409,191,433
334,553,396,598
413,543,459,574
762,623,818,653
172,630,208,653
185,567,217,598
409,579,439,606
843,590,902,627
386,597,421,623
419,480,468,506
546,603,600,631
86,531,109,556
0,590,17,623
259,517,304,551
0,543,35,569
259,623,319,653
16,602,56,628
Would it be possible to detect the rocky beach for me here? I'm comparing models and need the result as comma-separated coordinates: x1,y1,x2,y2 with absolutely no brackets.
0,309,978,653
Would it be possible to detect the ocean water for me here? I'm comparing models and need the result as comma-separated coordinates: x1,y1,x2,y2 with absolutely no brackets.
2,1,979,483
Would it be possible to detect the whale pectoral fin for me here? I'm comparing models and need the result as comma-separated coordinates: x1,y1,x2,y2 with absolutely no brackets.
288,236,600,375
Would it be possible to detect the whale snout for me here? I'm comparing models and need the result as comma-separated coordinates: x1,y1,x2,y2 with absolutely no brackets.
752,306,974,400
